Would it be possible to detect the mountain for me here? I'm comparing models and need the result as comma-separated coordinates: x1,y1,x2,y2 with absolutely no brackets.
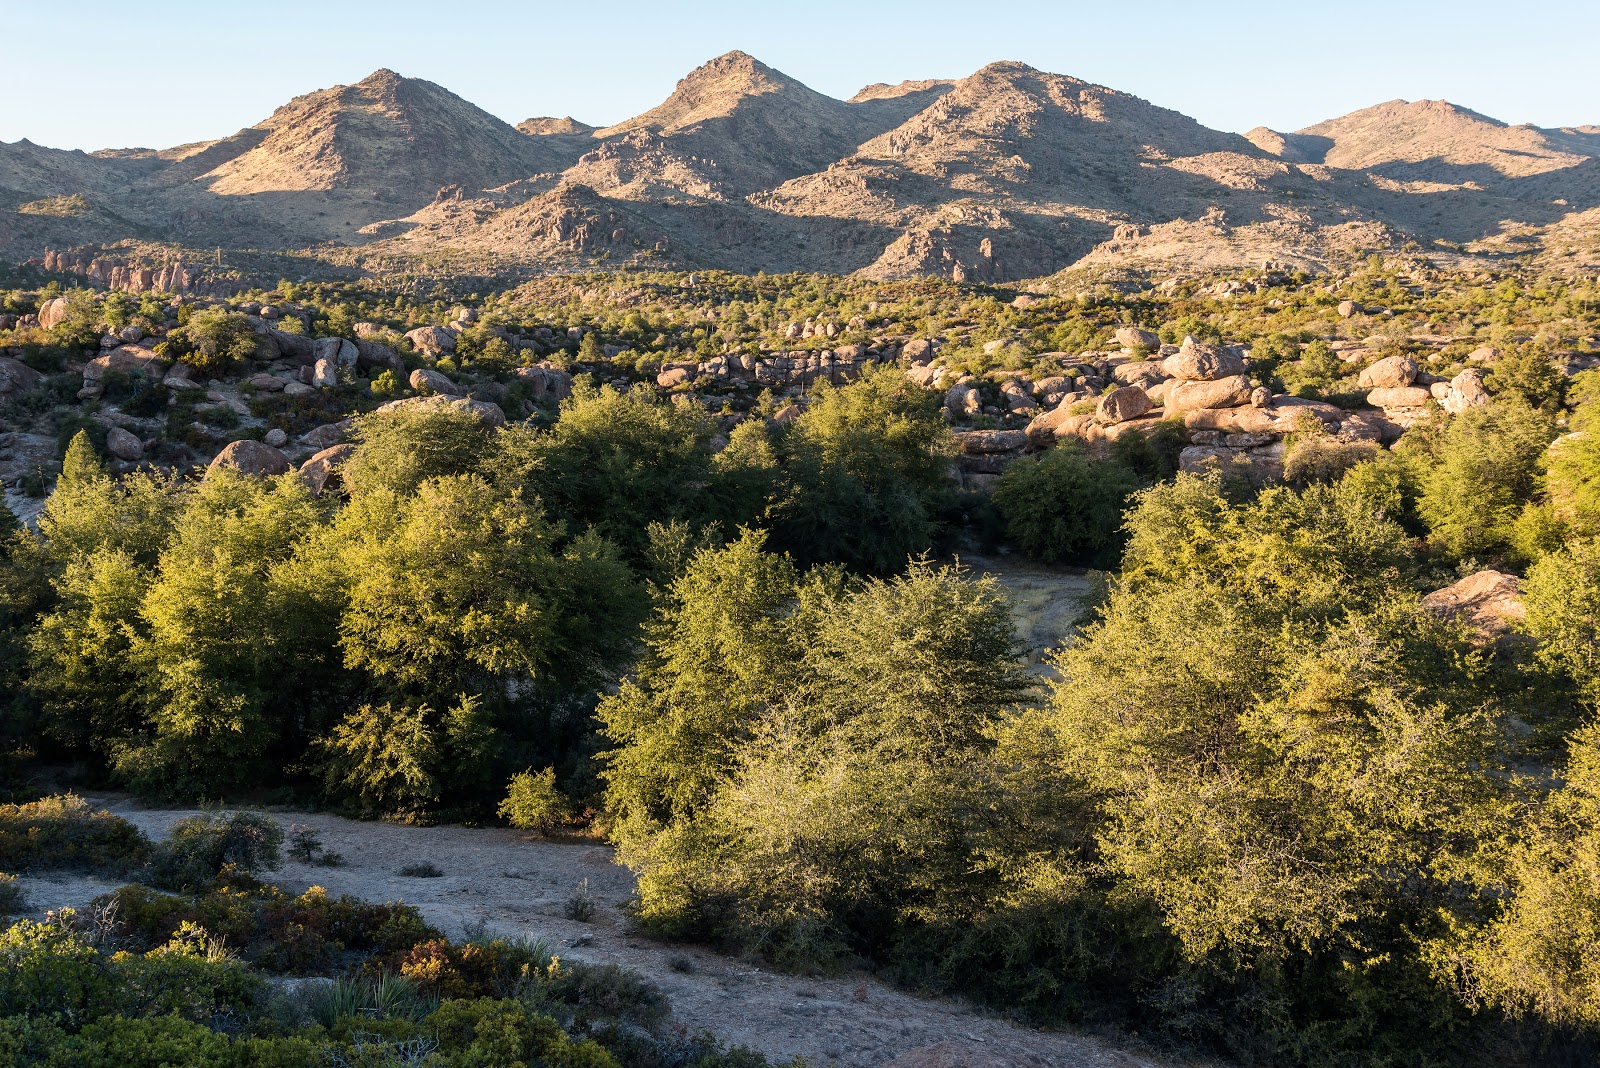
1251,99,1592,181
5,56,1600,283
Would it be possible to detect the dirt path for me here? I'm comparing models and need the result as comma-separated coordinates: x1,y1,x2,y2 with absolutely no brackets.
16,797,1174,1068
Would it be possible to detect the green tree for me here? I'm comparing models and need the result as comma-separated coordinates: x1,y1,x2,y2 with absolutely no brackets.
766,369,955,573
992,442,1140,566
171,309,261,376
1408,400,1557,562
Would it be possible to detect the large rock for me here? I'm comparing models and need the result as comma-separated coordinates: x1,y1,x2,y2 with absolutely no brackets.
268,328,316,362
298,444,357,497
1115,326,1161,352
83,346,163,383
353,338,401,371
38,297,69,330
902,338,934,365
1163,337,1246,381
657,367,691,388
945,382,980,417
301,422,349,449
375,394,506,427
409,367,462,396
1357,354,1418,389
1443,368,1490,414
0,356,44,395
1097,385,1152,424
207,439,291,478
1112,360,1165,385
1422,570,1525,642
312,357,337,388
104,427,143,462
514,363,573,401
1367,385,1432,409
405,326,456,357
1166,375,1253,412
314,336,359,367
1025,403,1087,444
954,429,1028,455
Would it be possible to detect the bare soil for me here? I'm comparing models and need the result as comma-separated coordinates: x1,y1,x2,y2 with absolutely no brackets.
17,796,1172,1068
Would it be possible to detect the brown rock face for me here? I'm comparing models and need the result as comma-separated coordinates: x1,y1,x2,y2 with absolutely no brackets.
1357,354,1419,389
299,443,357,497
1164,338,1247,382
1166,375,1253,411
208,439,291,478
1097,384,1153,424
1421,570,1525,642
1367,385,1432,409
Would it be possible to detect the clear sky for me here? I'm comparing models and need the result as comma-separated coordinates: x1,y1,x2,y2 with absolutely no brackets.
4,0,1597,151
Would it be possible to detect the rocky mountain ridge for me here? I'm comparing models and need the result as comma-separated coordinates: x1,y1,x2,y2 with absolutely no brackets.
4,53,1599,283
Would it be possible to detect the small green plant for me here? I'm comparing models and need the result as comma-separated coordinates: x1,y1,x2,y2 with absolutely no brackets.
399,863,443,878
0,873,25,916
498,768,571,836
286,824,323,863
564,880,596,923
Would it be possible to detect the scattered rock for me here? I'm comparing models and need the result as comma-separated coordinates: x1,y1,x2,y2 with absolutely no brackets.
1096,385,1152,424
207,439,291,479
1357,355,1418,389
104,427,143,462
405,326,457,357
409,368,462,396
1421,571,1525,642
264,428,288,448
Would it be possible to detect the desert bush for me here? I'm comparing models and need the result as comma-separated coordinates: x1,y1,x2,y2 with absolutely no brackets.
166,308,261,375
148,811,284,892
0,794,151,874
105,882,438,974
499,767,571,835
0,873,24,915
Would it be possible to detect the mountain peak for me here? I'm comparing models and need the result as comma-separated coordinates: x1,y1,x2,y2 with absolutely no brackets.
357,68,407,89
1297,97,1586,177
596,51,827,141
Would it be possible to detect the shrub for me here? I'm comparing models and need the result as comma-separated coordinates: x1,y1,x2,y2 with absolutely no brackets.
0,794,151,875
104,882,438,974
399,862,443,878
0,916,113,1025
991,441,1140,566
565,879,597,923
148,811,284,892
499,767,571,835
0,873,24,915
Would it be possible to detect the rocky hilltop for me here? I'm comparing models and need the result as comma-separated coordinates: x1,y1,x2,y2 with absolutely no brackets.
4,54,1599,282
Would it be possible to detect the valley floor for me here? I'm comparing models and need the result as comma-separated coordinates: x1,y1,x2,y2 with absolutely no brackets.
17,797,1172,1068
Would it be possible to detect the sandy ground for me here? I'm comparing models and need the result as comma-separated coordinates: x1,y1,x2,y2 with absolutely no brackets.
17,796,1171,1068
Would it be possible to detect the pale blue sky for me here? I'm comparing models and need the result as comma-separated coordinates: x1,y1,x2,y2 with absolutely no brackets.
4,0,1596,151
